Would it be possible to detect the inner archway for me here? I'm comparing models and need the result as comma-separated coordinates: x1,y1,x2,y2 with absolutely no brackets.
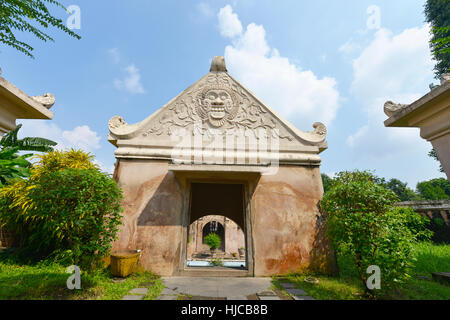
186,182,248,270
202,221,225,251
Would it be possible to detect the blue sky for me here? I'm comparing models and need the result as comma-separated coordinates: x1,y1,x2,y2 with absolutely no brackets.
1,0,445,188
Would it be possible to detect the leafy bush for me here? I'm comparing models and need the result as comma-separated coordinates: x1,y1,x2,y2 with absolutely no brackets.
0,124,56,187
209,258,224,267
0,149,123,268
397,207,433,242
204,233,221,250
322,170,425,294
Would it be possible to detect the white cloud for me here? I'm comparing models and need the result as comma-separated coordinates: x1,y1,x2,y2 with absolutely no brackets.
218,6,340,129
197,2,214,18
338,39,361,55
17,120,116,174
218,5,243,38
108,48,120,64
346,24,434,157
61,125,101,152
18,120,101,153
114,64,146,94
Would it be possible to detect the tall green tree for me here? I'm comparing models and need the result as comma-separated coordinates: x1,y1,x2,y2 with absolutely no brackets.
321,173,333,194
424,0,450,79
0,0,81,58
385,178,421,202
416,178,450,200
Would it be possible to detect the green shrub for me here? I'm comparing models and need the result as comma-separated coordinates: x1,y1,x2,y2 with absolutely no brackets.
0,150,123,268
397,207,433,242
204,233,221,250
322,170,424,295
209,258,224,266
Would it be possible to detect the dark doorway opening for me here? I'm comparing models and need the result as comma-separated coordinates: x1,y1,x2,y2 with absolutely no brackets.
186,182,248,270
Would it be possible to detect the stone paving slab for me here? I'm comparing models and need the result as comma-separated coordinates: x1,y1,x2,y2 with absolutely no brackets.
122,295,144,300
286,288,308,296
280,282,297,289
157,295,178,300
227,296,248,300
292,295,315,300
258,296,281,300
256,290,276,296
129,288,148,295
161,277,272,298
162,288,178,295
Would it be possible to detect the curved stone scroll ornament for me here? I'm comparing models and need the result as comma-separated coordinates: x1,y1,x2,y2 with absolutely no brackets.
294,122,327,144
384,101,408,117
31,93,55,109
108,115,130,136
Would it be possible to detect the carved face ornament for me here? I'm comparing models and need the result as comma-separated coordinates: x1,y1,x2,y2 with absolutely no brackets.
197,88,239,127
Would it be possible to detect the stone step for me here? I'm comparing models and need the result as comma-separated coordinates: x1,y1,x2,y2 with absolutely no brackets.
178,268,250,277
432,272,450,285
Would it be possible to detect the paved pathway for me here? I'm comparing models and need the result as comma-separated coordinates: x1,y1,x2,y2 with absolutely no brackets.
120,277,315,300
154,277,315,301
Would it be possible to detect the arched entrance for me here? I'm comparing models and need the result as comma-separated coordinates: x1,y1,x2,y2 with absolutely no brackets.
184,181,252,273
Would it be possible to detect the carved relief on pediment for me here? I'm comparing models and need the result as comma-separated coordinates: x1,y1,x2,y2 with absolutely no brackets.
142,73,293,141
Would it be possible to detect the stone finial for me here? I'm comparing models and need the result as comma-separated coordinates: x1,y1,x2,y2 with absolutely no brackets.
31,93,55,109
384,100,408,117
210,56,227,72
441,73,450,85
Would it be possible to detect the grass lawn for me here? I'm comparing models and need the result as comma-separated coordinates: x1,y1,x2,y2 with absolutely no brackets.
0,250,164,300
1,243,448,300
272,242,450,300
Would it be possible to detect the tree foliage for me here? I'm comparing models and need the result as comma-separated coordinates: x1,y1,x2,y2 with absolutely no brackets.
322,171,420,201
0,124,56,187
428,148,445,173
424,0,450,78
0,149,123,268
383,178,421,202
0,0,81,58
322,170,426,294
321,173,333,194
416,177,450,200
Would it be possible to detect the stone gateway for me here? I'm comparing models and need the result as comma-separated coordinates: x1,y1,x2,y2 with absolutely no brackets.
108,56,336,276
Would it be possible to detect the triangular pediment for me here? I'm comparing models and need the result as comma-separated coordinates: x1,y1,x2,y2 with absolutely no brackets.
108,57,327,166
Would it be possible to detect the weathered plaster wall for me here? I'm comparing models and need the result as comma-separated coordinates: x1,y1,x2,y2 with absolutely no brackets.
113,159,184,276
113,160,336,276
251,166,335,276
431,134,450,180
